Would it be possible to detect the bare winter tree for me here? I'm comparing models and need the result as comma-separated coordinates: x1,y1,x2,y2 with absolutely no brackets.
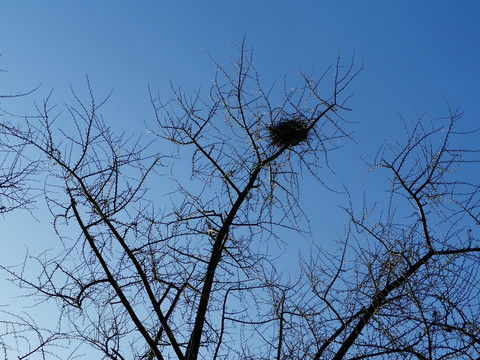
279,107,480,359
0,78,71,358
0,88,39,214
1,42,479,359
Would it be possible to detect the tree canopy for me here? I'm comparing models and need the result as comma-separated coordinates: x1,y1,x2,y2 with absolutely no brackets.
0,42,479,360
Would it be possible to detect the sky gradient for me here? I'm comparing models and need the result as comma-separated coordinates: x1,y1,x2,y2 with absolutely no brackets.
1,1,479,358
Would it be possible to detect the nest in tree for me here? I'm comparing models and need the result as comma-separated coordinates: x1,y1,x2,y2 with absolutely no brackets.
268,118,310,148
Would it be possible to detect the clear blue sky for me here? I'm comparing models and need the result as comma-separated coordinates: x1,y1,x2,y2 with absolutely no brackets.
1,1,479,358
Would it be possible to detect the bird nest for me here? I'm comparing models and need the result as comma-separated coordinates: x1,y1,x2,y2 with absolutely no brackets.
267,118,310,148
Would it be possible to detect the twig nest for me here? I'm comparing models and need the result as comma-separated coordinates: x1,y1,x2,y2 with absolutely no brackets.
268,118,310,148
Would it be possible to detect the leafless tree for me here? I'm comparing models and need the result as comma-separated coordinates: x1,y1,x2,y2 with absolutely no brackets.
0,86,40,213
1,41,479,360
0,76,73,359
284,107,480,359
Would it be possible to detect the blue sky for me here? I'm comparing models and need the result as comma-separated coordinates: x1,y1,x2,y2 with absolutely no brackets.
2,2,479,133
2,1,479,170
1,1,480,358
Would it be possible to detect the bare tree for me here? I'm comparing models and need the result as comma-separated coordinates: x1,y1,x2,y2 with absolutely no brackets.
0,76,73,359
285,107,480,359
0,86,40,213
1,41,479,360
